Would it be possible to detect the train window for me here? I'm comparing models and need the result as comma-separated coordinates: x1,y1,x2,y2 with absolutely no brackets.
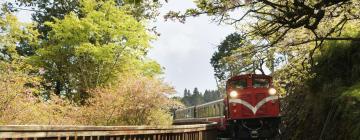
201,108,203,117
219,104,223,116
203,107,205,117
187,109,192,118
230,79,247,89
213,105,217,116
213,104,217,116
207,107,210,117
215,105,218,116
253,78,270,88
211,105,214,117
190,109,194,118
202,108,205,117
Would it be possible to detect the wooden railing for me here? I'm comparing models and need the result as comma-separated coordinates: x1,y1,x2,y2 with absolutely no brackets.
0,124,218,140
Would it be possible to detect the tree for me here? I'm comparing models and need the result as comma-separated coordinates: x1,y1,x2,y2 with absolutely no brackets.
180,88,221,106
191,87,204,105
184,88,191,97
278,36,360,140
80,76,176,125
3,0,162,56
165,0,360,98
28,0,157,103
211,33,245,81
0,12,39,61
211,32,273,84
204,90,221,102
181,88,192,106
203,90,211,102
166,0,360,67
7,0,161,32
0,1,176,125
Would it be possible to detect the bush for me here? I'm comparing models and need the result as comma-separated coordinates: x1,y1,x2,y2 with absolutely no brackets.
77,75,176,126
280,40,360,139
310,40,360,93
0,66,178,125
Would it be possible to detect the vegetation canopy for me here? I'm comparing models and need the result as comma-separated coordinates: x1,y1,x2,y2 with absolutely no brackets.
0,0,177,125
28,0,154,103
166,0,360,68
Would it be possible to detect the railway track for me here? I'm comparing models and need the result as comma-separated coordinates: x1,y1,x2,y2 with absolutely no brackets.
0,124,218,140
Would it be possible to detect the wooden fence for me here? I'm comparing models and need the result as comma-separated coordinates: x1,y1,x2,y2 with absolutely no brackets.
0,124,218,140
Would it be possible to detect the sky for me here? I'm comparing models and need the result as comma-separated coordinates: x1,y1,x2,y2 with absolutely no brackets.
148,0,235,95
11,0,236,96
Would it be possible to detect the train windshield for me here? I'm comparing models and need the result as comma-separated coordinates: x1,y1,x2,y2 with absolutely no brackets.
230,79,247,89
252,78,270,88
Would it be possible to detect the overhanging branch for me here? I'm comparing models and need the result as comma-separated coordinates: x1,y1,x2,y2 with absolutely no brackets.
319,37,360,41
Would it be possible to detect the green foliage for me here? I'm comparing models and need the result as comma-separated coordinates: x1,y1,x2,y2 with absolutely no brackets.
166,0,360,49
180,88,221,106
211,32,277,90
0,0,174,126
203,89,221,103
8,0,161,41
191,88,204,105
334,82,360,139
280,38,360,139
167,0,360,89
181,89,192,106
0,67,176,125
211,33,245,81
28,0,156,103
0,13,39,60
309,40,360,93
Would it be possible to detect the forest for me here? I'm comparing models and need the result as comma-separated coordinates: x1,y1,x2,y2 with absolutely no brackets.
177,88,221,106
1,0,360,139
0,0,181,125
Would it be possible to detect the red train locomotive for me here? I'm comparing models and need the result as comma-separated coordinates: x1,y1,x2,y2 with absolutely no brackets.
174,74,281,139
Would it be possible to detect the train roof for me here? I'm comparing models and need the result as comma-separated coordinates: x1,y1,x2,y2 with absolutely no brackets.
196,99,224,107
176,99,224,111
176,106,195,112
227,74,272,81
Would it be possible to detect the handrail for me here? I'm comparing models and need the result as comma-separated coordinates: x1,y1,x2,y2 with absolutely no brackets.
0,123,218,140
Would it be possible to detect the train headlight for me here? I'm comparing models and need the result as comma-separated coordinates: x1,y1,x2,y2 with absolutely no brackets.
230,91,238,98
269,88,277,95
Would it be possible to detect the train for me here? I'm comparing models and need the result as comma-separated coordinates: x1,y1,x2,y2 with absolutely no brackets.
173,74,281,139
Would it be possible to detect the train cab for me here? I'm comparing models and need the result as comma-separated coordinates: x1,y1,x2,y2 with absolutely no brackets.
226,74,280,119
173,74,281,139
225,74,281,139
